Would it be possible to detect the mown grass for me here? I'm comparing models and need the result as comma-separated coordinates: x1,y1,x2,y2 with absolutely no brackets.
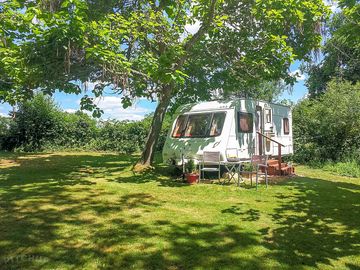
0,152,359,270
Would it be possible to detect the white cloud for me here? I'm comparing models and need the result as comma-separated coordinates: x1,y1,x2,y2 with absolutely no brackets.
180,20,201,41
95,96,152,121
64,108,77,113
290,69,306,81
74,95,154,121
0,112,8,117
185,20,201,35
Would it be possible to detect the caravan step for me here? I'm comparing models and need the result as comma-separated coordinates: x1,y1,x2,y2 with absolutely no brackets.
280,166,294,175
267,160,279,165
267,162,288,169
266,163,295,176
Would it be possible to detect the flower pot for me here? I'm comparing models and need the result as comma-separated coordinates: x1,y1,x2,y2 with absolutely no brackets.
186,173,198,184
241,172,256,179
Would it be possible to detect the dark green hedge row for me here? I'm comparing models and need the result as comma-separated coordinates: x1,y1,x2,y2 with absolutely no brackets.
0,94,172,154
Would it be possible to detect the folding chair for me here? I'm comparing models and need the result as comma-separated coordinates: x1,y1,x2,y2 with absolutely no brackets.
251,155,269,190
199,151,221,182
224,148,243,185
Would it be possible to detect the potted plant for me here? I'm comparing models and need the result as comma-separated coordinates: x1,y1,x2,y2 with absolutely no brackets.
241,163,256,179
185,159,199,184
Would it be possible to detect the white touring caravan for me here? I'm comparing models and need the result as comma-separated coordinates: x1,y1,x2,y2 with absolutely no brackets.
162,99,293,166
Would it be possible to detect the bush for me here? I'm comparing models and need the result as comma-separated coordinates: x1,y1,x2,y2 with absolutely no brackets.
0,116,13,150
52,111,98,149
4,94,64,151
94,120,145,154
293,80,360,164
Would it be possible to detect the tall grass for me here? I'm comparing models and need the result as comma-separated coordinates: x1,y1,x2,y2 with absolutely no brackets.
322,160,360,178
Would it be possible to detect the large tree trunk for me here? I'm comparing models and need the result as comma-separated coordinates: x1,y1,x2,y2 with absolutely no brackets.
136,86,172,169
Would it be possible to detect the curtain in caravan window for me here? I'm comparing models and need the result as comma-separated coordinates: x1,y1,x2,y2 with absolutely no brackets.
209,112,226,136
238,112,253,133
184,114,212,137
283,118,290,135
172,115,187,138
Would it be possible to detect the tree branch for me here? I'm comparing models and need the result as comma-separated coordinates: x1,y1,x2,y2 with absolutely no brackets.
130,68,150,79
177,0,218,68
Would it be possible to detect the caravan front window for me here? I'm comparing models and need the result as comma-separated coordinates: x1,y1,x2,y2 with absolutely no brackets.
172,112,226,138
172,115,187,138
209,112,226,136
184,114,212,137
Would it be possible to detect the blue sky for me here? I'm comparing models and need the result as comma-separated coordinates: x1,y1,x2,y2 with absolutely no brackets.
0,61,307,120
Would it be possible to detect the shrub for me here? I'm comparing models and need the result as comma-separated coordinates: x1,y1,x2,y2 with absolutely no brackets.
6,94,64,151
293,80,360,163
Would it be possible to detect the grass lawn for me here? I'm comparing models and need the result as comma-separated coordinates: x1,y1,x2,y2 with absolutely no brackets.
0,152,359,270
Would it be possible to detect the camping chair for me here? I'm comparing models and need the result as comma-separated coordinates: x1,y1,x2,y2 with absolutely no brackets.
251,155,269,190
199,151,221,182
224,148,244,186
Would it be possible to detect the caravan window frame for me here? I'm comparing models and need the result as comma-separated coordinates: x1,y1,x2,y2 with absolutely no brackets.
283,117,290,135
237,112,254,133
171,112,227,138
183,113,213,138
171,114,188,138
265,108,272,123
208,112,227,137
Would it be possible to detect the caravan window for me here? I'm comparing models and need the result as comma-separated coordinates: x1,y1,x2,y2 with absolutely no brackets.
209,112,226,137
283,118,290,135
238,112,253,133
172,115,187,138
265,109,272,123
184,114,212,137
172,112,226,138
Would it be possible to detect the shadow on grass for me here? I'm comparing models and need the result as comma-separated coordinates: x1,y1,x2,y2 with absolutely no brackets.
0,153,359,269
0,152,185,188
0,152,263,269
260,176,360,268
221,205,261,222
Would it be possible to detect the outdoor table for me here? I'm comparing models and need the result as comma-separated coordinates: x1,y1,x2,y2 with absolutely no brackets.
220,161,244,186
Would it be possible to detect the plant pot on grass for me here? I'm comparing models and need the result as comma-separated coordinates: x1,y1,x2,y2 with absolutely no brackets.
241,163,256,179
185,159,199,184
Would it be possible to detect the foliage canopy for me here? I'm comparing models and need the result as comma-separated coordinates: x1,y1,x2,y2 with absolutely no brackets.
306,0,360,96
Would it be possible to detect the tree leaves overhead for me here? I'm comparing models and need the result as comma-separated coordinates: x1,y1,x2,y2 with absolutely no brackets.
176,0,329,104
0,0,328,109
306,0,360,96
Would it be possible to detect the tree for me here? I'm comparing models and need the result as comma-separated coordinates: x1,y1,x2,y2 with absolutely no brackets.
293,80,360,163
11,94,63,151
306,0,360,96
0,0,329,167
